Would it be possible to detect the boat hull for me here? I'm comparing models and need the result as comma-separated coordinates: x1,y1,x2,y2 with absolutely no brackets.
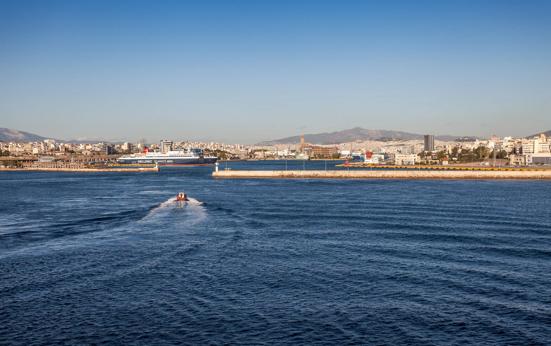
117,157,217,166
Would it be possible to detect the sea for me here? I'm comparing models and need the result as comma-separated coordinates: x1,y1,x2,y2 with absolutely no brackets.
1,161,550,345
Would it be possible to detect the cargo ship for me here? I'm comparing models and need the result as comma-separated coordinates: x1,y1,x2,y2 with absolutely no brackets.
117,148,217,166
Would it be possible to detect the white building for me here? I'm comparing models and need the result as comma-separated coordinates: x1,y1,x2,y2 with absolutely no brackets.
364,154,385,164
534,134,550,154
394,154,417,165
339,150,351,158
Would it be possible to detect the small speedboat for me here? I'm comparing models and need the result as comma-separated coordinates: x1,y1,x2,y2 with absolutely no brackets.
176,192,189,202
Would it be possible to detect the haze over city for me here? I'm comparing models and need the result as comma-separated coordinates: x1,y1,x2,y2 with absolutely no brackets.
1,0,551,143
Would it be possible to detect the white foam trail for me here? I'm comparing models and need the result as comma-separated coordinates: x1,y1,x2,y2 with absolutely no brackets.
140,196,206,223
159,197,178,207
139,197,177,221
155,196,203,209
182,198,207,225
186,198,203,206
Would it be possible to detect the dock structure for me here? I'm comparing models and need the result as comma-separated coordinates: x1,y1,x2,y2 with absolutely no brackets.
212,169,551,180
335,163,539,171
0,166,159,173
0,160,159,173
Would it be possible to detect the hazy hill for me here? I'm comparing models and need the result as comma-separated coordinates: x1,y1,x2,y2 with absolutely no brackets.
0,128,49,142
529,130,551,137
0,128,116,143
259,127,459,145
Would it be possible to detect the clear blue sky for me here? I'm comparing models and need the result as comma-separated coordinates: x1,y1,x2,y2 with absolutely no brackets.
1,0,550,143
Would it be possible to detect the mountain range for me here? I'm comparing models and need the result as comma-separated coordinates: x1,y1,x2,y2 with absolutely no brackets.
0,128,110,144
531,130,551,137
0,128,49,142
259,127,465,145
2,127,550,145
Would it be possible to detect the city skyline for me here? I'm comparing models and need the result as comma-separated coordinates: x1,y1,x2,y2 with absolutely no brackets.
2,125,551,146
2,0,551,143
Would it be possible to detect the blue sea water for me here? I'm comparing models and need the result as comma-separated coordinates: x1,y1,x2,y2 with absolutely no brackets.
1,162,551,345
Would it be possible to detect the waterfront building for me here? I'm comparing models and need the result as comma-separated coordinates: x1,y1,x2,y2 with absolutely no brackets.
303,145,338,159
105,144,115,155
424,135,435,152
521,139,534,154
121,142,133,153
534,134,550,154
394,153,418,165
38,156,55,163
364,152,385,164
510,153,533,166
160,140,173,154
339,150,351,158
400,145,416,155
533,154,551,165
351,151,364,162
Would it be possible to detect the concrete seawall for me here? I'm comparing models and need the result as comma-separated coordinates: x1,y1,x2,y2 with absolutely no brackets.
0,167,159,173
213,169,551,180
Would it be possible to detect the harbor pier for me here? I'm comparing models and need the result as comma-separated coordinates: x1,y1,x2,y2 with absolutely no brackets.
0,166,159,173
212,169,551,180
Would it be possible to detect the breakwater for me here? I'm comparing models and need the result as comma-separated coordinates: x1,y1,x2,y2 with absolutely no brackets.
213,169,551,180
337,163,522,171
0,166,159,173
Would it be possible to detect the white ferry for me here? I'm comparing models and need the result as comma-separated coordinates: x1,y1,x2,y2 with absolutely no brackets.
117,148,217,166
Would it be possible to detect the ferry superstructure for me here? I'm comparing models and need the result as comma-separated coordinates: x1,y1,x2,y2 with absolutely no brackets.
117,148,217,166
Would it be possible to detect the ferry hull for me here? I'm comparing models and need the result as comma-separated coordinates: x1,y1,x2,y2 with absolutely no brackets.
117,157,217,165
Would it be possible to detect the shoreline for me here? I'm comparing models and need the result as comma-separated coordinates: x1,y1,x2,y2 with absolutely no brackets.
0,166,159,173
212,169,551,180
335,163,549,171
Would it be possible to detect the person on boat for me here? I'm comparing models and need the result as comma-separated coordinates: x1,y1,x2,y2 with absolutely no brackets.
176,192,188,202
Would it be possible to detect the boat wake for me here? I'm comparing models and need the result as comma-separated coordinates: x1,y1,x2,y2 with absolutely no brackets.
156,197,203,208
140,196,207,224
158,196,178,208
185,197,204,206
